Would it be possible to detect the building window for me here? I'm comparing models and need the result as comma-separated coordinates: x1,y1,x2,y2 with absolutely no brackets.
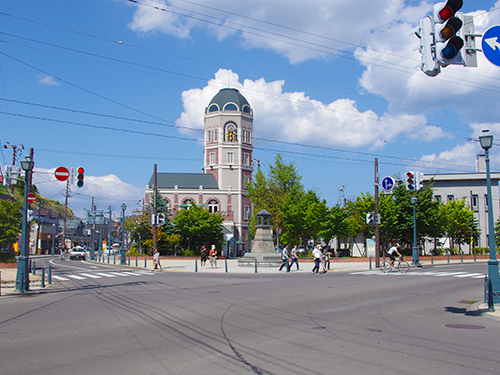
214,128,218,142
447,195,454,202
244,153,250,166
485,195,489,211
182,199,193,209
471,194,479,211
224,103,238,111
225,123,237,142
242,130,246,143
207,130,213,143
242,105,251,114
244,175,250,186
434,195,441,202
227,152,234,164
208,104,219,112
244,206,251,220
207,199,219,213
209,152,215,165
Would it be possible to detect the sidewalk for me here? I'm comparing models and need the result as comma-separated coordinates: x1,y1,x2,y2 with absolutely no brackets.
0,266,43,296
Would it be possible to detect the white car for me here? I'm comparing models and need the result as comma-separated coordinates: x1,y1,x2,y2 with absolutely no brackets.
69,247,87,260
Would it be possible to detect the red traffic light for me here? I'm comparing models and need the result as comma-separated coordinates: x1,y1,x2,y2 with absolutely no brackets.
77,167,84,174
77,166,84,188
438,6,453,21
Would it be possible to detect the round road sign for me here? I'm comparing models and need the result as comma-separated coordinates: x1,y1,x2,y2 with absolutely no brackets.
482,26,500,67
54,166,70,181
27,193,36,204
381,176,396,191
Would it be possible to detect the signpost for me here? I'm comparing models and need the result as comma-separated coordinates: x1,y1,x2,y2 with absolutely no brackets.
381,176,396,191
482,26,500,67
54,166,70,182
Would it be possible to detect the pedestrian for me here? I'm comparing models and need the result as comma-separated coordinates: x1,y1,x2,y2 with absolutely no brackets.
312,244,322,274
279,245,290,271
289,245,300,271
209,245,217,269
200,245,208,268
323,246,332,271
152,250,162,271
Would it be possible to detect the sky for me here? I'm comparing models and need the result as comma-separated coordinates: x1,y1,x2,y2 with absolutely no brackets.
1,0,500,219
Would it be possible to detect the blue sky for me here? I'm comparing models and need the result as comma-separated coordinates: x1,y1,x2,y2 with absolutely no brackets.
1,0,500,218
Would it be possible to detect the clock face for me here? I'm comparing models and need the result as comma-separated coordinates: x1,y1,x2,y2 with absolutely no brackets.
227,124,235,132
226,123,236,142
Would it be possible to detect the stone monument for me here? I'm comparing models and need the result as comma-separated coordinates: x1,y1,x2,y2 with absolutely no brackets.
238,209,282,267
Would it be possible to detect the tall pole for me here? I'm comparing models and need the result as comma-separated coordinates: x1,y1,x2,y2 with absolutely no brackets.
485,147,500,302
153,164,158,254
51,223,55,255
62,179,70,251
120,203,127,265
374,158,380,267
411,197,420,265
108,207,112,255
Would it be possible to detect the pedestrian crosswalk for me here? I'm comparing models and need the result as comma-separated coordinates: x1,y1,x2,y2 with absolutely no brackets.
350,270,486,279
52,270,154,282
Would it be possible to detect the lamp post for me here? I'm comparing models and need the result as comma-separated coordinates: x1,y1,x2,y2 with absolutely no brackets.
479,129,500,303
120,203,127,265
16,157,34,292
411,196,420,266
51,223,56,256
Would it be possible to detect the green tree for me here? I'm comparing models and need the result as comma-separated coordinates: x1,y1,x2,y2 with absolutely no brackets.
172,202,224,253
0,199,23,251
441,198,480,252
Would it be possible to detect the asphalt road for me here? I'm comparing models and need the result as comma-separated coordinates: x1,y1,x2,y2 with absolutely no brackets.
0,261,499,374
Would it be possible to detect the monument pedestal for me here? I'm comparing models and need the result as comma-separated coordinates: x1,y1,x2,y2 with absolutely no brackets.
238,252,282,267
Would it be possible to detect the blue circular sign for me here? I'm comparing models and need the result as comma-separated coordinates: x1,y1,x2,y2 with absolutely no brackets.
482,26,500,67
381,176,395,191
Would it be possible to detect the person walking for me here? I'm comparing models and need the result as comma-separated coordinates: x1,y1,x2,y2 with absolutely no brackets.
279,245,290,271
200,245,208,269
312,244,322,274
289,245,300,271
209,245,217,269
152,250,162,271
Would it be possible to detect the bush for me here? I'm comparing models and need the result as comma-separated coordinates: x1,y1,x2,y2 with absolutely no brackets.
472,247,489,255
181,249,195,256
0,252,16,263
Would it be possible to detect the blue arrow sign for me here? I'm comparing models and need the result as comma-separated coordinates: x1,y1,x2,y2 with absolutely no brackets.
381,176,395,191
482,26,500,67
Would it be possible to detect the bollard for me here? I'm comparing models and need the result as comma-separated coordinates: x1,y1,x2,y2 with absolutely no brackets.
107,254,110,264
48,265,52,284
41,268,45,288
447,252,450,263
128,255,130,266
144,256,147,268
474,252,476,262
254,259,258,273
369,256,372,270
195,259,198,272
431,252,434,265
461,251,463,263
0,270,2,296
225,258,228,273
29,259,32,273
488,278,495,312
113,253,116,264
136,256,138,267
32,261,36,275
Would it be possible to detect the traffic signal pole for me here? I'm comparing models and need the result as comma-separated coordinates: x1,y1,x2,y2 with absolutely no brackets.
153,164,158,254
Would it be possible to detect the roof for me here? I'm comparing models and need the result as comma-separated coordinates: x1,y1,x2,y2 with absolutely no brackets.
208,88,250,111
148,173,219,190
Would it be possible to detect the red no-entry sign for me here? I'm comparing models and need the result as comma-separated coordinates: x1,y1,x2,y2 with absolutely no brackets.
54,166,70,181
27,193,36,204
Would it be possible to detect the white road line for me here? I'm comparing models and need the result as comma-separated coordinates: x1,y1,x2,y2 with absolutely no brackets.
121,271,145,276
94,272,117,278
454,273,484,278
434,272,468,277
472,275,487,279
52,275,69,281
108,272,131,277
79,273,102,279
66,274,86,280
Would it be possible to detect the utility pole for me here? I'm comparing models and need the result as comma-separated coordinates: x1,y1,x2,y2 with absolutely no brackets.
3,142,24,197
108,206,112,254
374,158,380,268
62,179,70,250
153,164,158,253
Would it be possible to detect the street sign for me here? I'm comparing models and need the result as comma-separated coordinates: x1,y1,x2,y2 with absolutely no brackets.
381,176,396,191
482,25,500,67
27,193,36,204
54,166,70,181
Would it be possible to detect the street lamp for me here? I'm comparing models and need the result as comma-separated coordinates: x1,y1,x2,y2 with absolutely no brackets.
51,223,56,255
479,129,500,303
120,203,127,265
16,157,34,292
411,196,421,266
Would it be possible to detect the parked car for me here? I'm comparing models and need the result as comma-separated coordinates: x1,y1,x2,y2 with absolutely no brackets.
69,247,86,260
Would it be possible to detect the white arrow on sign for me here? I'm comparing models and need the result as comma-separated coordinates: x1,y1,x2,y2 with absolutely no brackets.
485,37,500,53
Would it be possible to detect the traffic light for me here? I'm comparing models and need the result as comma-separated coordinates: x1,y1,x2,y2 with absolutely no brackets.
405,171,415,191
433,0,464,66
415,172,425,190
366,213,374,225
157,213,166,226
415,16,440,77
77,167,84,188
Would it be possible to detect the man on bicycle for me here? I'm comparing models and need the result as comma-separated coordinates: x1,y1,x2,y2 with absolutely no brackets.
386,243,403,268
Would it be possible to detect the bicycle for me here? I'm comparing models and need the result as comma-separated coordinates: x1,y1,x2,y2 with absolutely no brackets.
380,257,410,273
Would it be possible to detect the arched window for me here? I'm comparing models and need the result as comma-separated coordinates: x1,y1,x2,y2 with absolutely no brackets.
242,105,251,114
181,199,193,210
225,122,237,142
224,103,238,111
208,104,219,113
207,199,219,213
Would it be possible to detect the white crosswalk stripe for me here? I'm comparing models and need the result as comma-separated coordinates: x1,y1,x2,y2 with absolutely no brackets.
51,270,155,282
351,270,486,279
94,272,117,277
52,275,70,281
79,273,102,279
66,274,86,280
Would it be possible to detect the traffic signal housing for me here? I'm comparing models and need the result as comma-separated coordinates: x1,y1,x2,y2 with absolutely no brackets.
415,16,440,77
405,171,415,191
433,0,465,66
366,213,374,225
416,172,425,190
77,167,84,188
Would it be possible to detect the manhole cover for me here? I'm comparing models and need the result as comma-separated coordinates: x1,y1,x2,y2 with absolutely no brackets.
445,324,485,330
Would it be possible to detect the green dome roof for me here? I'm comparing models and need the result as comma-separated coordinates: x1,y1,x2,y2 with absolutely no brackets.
208,88,251,113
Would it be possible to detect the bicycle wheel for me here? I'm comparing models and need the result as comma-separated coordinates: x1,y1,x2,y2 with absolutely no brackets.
380,261,390,273
397,261,410,273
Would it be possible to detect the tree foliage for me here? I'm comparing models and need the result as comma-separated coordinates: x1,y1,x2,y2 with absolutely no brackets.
0,199,22,250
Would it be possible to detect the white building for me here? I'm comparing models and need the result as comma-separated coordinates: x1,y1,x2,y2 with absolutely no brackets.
422,154,500,250
145,88,253,255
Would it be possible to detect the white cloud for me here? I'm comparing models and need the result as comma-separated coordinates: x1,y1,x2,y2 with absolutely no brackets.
176,69,446,149
38,74,59,86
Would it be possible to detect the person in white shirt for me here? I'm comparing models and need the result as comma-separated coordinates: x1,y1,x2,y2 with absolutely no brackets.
279,245,290,271
312,245,322,274
386,243,403,268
